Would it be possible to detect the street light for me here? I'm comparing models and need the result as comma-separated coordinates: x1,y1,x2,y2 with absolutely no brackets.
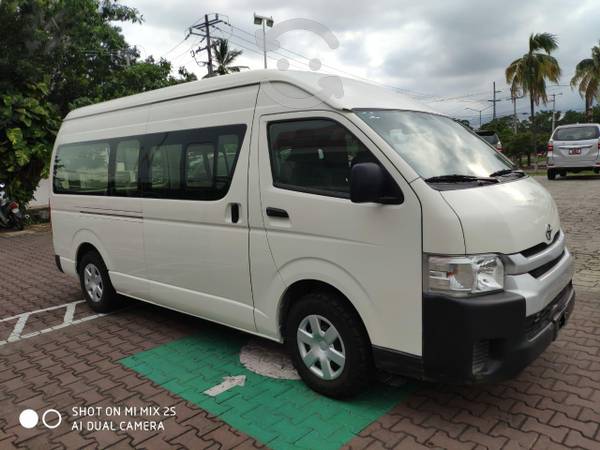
465,105,492,129
253,13,274,69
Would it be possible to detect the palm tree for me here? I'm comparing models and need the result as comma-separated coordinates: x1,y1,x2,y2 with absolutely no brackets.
203,39,247,78
571,41,600,121
506,33,561,165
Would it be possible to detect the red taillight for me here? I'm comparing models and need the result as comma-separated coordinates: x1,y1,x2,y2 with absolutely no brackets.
9,201,18,210
547,142,553,156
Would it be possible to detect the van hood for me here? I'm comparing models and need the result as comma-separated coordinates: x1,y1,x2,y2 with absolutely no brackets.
441,177,560,255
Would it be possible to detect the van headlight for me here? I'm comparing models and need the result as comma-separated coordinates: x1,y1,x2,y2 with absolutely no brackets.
425,254,504,297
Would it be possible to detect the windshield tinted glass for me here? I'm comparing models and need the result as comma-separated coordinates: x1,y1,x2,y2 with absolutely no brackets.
553,126,599,141
356,110,512,179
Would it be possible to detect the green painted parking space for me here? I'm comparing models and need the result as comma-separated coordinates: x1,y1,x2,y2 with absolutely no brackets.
120,326,415,449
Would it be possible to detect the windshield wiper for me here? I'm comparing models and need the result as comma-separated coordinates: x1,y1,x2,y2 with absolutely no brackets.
489,168,525,178
425,174,499,184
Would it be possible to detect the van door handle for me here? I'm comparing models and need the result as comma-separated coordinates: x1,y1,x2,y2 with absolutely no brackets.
230,203,240,223
266,207,289,218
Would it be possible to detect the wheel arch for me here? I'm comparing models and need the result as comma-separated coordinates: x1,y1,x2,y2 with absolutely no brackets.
72,229,112,274
277,279,372,346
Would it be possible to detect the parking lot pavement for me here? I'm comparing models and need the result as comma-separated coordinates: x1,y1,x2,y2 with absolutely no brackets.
539,175,600,292
0,175,599,449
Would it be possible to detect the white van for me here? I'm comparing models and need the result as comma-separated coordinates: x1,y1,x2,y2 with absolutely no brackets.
51,70,575,397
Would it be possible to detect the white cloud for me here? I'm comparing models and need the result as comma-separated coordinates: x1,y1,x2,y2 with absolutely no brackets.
118,0,600,125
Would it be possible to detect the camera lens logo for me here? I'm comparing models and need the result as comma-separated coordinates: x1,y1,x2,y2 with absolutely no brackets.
256,18,344,109
19,409,62,429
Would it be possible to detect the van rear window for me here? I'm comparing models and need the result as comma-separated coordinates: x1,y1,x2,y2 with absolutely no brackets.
53,142,110,194
553,126,599,141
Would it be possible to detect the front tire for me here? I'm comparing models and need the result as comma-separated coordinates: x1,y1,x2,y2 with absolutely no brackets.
547,169,556,180
79,251,121,313
285,291,372,398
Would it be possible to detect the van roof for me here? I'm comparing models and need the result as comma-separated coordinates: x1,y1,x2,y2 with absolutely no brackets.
65,69,438,120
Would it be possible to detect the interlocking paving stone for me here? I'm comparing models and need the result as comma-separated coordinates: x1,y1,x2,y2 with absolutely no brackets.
121,332,414,449
1,176,600,449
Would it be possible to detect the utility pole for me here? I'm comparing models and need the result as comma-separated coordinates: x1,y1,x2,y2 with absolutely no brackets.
550,93,563,131
204,15,213,75
187,13,228,76
506,94,523,134
487,81,502,120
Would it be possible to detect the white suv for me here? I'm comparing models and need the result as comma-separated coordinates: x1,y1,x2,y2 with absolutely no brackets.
547,123,600,179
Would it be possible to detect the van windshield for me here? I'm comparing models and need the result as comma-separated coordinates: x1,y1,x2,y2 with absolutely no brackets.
356,110,513,181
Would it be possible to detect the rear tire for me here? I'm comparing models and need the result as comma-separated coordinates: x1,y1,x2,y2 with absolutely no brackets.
547,169,556,180
285,291,372,398
78,251,122,313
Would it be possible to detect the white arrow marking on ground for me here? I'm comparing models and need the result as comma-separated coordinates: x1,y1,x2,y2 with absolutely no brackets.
203,375,246,397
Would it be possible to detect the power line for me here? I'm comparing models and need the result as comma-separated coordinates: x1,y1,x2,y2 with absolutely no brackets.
221,22,440,99
161,36,190,58
211,26,309,71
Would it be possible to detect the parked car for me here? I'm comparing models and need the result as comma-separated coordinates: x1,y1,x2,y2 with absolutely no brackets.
476,130,503,152
50,70,574,397
547,123,600,179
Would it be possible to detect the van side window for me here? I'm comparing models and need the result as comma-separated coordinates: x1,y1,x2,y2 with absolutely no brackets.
149,143,182,192
53,142,110,195
186,143,215,188
145,125,246,200
267,119,377,197
53,124,246,199
113,140,140,196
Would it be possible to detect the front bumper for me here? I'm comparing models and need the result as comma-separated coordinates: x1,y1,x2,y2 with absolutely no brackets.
374,282,575,383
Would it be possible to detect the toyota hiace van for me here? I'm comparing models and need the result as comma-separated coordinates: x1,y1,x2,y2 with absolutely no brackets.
51,70,575,397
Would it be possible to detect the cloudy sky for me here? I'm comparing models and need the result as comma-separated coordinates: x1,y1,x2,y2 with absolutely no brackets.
118,0,599,127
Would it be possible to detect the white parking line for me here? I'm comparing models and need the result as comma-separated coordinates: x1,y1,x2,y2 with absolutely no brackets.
0,300,106,346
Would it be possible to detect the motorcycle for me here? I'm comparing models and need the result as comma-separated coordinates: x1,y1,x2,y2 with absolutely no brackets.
0,183,24,231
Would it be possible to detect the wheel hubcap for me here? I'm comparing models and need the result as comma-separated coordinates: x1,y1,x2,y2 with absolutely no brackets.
83,263,103,302
296,315,346,380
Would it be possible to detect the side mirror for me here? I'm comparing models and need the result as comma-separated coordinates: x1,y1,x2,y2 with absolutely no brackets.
350,162,403,204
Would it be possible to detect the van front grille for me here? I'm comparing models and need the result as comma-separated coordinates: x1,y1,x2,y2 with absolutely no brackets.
528,251,564,278
521,231,560,258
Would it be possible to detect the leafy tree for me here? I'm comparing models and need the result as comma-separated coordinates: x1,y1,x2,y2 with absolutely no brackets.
203,39,247,78
506,33,561,165
558,110,584,125
0,82,60,206
502,131,532,163
571,41,600,120
0,0,196,206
